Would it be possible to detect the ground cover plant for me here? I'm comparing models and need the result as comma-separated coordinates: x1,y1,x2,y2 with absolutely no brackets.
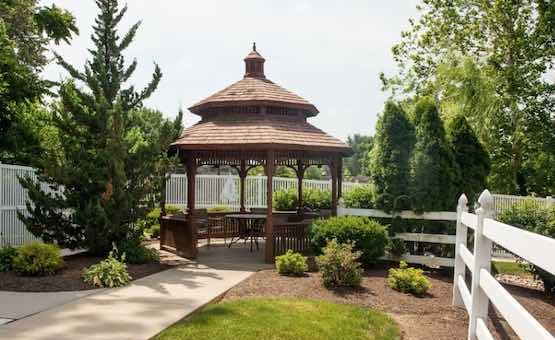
82,250,131,288
310,216,388,265
275,250,308,276
153,298,400,340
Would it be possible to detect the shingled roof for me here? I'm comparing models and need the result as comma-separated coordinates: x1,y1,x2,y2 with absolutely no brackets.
173,117,351,154
173,44,351,156
188,77,319,116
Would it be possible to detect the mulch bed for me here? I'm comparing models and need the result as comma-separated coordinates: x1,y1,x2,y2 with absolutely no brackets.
223,267,555,340
0,253,173,292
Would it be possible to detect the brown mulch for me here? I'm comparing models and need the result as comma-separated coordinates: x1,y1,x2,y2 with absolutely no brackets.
223,268,555,340
0,253,173,292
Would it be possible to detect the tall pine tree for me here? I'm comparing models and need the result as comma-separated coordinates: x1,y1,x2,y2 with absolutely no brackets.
370,101,415,211
448,115,490,207
411,98,458,212
19,0,169,255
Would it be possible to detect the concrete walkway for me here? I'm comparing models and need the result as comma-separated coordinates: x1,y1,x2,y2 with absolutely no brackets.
0,243,264,340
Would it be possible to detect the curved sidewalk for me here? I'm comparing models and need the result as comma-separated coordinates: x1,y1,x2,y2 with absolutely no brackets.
0,244,262,340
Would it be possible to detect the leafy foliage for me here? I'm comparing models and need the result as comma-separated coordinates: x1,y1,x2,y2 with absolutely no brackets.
345,134,374,177
275,250,308,276
370,102,415,211
387,238,406,257
447,115,490,206
310,216,388,265
0,0,77,165
141,205,181,238
18,1,182,255
117,228,160,264
385,1,555,196
302,188,331,211
342,185,376,209
82,250,131,288
411,98,458,211
273,188,298,211
387,261,431,296
498,201,555,294
316,239,363,288
0,245,18,272
12,242,64,276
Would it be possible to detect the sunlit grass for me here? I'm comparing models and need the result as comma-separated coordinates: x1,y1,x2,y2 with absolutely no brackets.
153,298,400,340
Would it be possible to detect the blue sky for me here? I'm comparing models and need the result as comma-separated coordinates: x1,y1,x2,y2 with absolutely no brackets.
42,1,419,141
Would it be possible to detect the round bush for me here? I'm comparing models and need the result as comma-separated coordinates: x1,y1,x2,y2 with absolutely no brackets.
275,250,308,276
310,216,388,265
343,185,376,209
13,242,64,276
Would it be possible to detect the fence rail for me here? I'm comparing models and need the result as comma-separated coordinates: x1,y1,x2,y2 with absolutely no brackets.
0,163,362,246
453,190,555,340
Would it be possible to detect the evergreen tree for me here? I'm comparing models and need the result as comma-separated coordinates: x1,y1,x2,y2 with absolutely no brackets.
448,115,490,206
370,101,415,211
411,98,458,212
19,0,168,255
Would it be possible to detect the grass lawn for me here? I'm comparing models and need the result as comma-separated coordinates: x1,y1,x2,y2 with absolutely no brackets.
153,298,400,340
492,261,530,277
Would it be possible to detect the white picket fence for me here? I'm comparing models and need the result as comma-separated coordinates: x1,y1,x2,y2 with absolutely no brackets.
453,190,555,340
0,163,360,246
165,174,360,209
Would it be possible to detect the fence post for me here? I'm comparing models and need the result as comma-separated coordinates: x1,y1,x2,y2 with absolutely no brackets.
468,189,494,340
453,193,468,307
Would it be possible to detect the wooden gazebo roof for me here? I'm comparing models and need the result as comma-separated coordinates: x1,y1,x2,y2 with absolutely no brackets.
172,44,351,156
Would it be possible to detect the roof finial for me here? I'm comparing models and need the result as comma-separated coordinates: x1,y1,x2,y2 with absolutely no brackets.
253,42,256,51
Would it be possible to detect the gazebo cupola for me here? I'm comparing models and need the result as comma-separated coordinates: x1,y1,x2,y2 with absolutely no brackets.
168,44,352,263
244,43,265,78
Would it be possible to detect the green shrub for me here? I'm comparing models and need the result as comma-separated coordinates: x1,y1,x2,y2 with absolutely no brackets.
387,238,406,257
207,205,231,213
303,188,331,211
498,201,555,294
117,228,160,264
275,250,308,276
273,188,298,211
310,216,388,265
343,185,376,209
316,239,363,288
12,242,64,276
0,245,18,272
387,261,431,296
83,250,131,288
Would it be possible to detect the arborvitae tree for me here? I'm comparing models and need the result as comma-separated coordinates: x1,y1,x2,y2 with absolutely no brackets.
448,115,490,207
411,98,458,212
18,0,171,255
370,101,415,211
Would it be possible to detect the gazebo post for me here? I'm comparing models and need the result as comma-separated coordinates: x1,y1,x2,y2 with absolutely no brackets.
330,159,338,216
265,150,275,263
337,157,343,199
239,159,246,213
181,155,198,258
296,160,305,215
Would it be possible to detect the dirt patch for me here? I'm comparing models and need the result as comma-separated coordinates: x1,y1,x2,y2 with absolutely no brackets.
223,268,555,340
0,252,173,292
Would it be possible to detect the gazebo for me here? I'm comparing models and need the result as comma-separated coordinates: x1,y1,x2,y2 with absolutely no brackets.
163,44,352,263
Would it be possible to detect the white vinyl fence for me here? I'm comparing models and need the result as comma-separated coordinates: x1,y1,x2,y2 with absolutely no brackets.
165,174,360,209
338,206,458,267
453,190,555,340
0,163,361,246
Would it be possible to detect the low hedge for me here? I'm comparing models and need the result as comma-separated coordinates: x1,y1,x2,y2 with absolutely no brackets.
310,216,388,265
342,185,375,209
